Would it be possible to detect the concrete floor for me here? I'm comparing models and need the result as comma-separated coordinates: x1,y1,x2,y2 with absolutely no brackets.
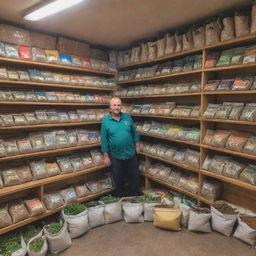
60,221,255,256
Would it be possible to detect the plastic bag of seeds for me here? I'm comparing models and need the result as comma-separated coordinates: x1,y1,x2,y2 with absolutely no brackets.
29,132,45,152
60,187,77,203
147,41,157,60
56,130,69,148
183,175,200,194
208,155,230,174
184,149,200,168
9,201,30,223
229,103,244,120
164,33,176,55
74,184,91,197
1,114,15,126
0,204,12,228
32,47,46,62
205,52,220,68
0,140,7,157
90,149,104,166
4,139,19,156
232,75,253,90
212,129,231,148
16,165,33,183
17,137,33,153
222,159,245,178
235,9,250,37
243,136,256,155
30,159,48,180
215,104,233,119
211,201,238,236
80,152,94,168
43,131,57,150
44,221,71,254
5,44,19,58
201,179,222,202
156,37,165,57
175,31,183,52
69,154,84,171
43,192,64,210
225,131,249,152
203,129,215,146
201,155,214,170
203,104,220,119
233,215,256,246
205,19,221,45
217,79,234,91
57,157,74,173
230,47,246,65
188,208,211,232
2,168,20,186
46,162,61,177
251,0,256,34
220,14,235,41
239,164,256,185
13,114,27,126
24,198,46,216
192,25,205,48
66,130,78,146
243,46,256,64
240,103,256,122
168,169,182,185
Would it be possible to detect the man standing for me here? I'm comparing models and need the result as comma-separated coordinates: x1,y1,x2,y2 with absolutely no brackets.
100,97,140,197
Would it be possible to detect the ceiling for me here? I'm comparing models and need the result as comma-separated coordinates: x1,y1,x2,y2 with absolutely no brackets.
0,0,252,49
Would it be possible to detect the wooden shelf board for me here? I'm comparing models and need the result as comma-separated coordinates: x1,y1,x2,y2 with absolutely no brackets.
0,143,100,162
0,101,109,106
201,144,256,161
139,132,200,147
118,48,203,70
132,114,201,121
200,169,256,191
143,173,199,200
0,79,115,91
140,152,200,173
204,62,256,72
118,70,202,84
0,187,114,235
203,90,256,95
120,92,201,99
0,57,115,76
0,165,106,197
0,121,101,130
202,118,256,126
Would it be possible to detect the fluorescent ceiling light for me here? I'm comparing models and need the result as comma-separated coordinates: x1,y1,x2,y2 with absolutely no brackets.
24,0,84,21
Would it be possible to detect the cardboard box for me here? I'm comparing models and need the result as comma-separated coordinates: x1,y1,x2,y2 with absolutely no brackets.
90,48,108,61
58,37,90,57
0,24,31,46
31,32,57,50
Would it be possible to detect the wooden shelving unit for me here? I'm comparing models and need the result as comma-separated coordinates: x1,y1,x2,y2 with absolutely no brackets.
0,56,116,235
118,34,256,211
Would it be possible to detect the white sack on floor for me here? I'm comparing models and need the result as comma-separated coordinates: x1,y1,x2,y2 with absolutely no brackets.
122,201,144,223
188,209,211,233
102,201,122,224
88,205,105,228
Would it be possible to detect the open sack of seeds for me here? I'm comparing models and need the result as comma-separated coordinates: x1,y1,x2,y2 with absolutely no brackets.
211,201,238,236
44,221,71,254
188,208,212,233
27,230,48,256
99,195,122,224
233,215,256,246
122,197,144,223
85,201,105,228
153,205,182,231
141,195,162,222
61,203,89,238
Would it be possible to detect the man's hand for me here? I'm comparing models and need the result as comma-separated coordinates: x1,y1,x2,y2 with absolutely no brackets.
103,152,111,166
136,142,140,154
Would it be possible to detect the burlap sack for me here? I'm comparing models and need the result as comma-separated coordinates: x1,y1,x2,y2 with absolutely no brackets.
235,15,250,38
61,209,89,238
211,205,237,236
164,33,176,55
205,20,221,46
188,208,211,233
140,42,148,62
175,33,183,52
108,50,117,64
147,41,157,60
192,26,205,48
221,17,235,41
44,222,71,254
183,30,193,51
233,215,256,246
156,38,166,58
251,2,256,33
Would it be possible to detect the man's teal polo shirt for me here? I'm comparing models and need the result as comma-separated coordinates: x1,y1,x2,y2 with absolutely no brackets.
100,113,140,160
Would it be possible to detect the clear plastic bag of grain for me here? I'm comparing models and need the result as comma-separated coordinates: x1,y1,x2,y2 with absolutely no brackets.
43,192,64,210
57,156,74,173
2,168,20,186
168,169,182,185
192,25,205,48
74,183,91,198
201,155,214,170
183,175,199,194
243,136,256,155
24,197,46,216
164,33,176,55
29,132,45,152
222,159,246,178
240,103,256,122
17,137,33,153
229,103,244,120
175,32,183,52
43,131,57,150
212,129,231,148
203,104,221,119
0,204,12,228
205,19,221,45
16,165,33,183
184,149,200,168
221,16,235,41
201,179,222,201
60,186,77,203
225,131,249,152
203,129,215,146
46,162,61,176
4,139,19,156
235,9,250,37
9,200,30,223
30,159,48,180
69,153,84,171
215,104,233,120
239,164,256,185
183,30,193,51
208,155,230,174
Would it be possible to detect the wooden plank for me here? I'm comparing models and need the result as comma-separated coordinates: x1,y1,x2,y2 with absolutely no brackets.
200,169,256,192
0,101,109,106
203,90,256,95
0,143,100,162
139,132,200,147
0,79,115,91
140,152,200,173
120,92,201,99
204,62,256,72
0,187,114,235
118,70,202,85
0,165,106,196
201,144,256,161
0,57,115,76
0,121,101,130
132,114,201,121
202,118,256,126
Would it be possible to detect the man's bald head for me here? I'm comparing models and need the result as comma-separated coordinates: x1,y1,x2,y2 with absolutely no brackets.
110,97,122,115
